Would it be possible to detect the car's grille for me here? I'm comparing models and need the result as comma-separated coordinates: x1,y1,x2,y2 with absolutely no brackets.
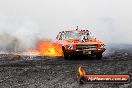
76,44,98,50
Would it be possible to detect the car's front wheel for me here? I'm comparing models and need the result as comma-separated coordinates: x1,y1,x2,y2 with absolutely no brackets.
64,52,70,60
62,47,70,60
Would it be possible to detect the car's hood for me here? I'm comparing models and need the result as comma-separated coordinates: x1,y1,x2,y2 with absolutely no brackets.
65,38,104,44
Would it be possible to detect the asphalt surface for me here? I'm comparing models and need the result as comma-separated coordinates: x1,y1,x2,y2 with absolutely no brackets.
0,45,132,88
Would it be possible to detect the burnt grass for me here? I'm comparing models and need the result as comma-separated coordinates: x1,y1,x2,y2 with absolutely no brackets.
0,44,132,88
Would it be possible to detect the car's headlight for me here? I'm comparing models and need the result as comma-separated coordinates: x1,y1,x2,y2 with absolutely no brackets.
68,44,73,49
100,44,105,48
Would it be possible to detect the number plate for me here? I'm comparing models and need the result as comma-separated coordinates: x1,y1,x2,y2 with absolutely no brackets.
83,51,91,54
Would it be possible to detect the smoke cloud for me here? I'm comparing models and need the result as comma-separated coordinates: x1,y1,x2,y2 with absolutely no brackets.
0,0,132,51
0,20,42,51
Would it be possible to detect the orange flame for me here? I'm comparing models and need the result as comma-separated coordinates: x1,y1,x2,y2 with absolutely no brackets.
36,39,63,56
78,66,86,76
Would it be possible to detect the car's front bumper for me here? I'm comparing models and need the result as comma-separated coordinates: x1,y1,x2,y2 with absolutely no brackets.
64,48,106,55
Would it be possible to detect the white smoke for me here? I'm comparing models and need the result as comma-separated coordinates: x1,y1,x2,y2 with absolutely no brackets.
0,0,132,52
0,20,42,51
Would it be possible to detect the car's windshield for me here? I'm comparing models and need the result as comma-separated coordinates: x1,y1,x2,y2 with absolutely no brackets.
62,31,95,40
64,31,81,39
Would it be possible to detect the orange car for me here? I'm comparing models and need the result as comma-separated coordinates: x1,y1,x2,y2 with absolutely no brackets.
54,27,106,60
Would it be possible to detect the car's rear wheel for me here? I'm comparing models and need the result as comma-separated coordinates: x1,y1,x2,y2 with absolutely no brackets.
96,53,102,59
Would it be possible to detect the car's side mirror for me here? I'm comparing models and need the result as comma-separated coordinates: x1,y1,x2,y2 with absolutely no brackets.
56,35,59,39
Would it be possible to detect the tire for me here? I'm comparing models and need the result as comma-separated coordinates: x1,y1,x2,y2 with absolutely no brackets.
64,52,70,60
96,53,102,59
62,46,70,60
